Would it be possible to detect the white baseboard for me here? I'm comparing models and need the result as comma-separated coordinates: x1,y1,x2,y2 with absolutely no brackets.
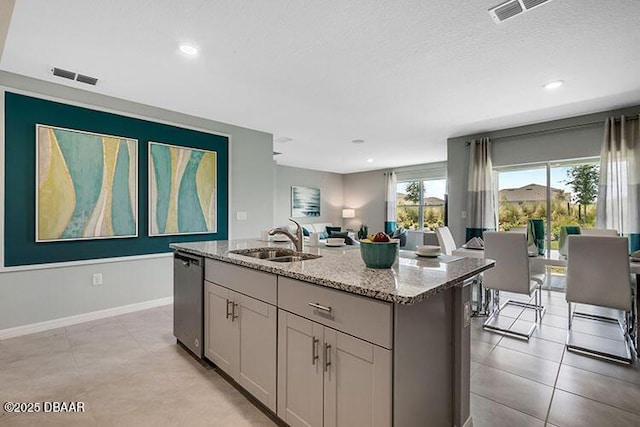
0,296,173,340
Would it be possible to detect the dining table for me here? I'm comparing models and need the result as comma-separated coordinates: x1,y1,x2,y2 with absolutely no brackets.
452,247,640,350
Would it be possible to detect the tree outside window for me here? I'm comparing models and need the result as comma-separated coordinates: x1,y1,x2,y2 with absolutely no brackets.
396,179,446,230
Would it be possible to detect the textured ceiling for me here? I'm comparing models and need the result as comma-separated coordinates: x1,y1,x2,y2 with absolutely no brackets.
2,0,640,173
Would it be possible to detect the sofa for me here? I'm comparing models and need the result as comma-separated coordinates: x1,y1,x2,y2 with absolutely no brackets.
286,222,357,245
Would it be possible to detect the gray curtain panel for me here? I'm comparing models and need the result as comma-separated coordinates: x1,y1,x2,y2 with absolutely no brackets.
466,137,496,241
596,116,640,251
384,171,397,234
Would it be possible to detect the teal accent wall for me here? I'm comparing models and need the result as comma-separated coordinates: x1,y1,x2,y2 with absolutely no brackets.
4,92,229,266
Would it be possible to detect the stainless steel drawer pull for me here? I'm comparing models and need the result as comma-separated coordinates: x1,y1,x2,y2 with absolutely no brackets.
311,337,319,365
324,343,331,372
232,302,239,321
308,302,332,313
226,299,232,319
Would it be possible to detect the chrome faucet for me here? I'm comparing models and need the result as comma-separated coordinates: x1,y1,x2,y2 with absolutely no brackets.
269,218,303,252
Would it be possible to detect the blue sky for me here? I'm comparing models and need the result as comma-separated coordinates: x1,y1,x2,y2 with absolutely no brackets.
498,167,571,191
398,162,598,197
397,168,570,198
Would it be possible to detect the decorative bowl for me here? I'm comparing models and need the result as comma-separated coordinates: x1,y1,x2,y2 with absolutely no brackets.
359,240,399,268
326,237,345,246
416,245,441,256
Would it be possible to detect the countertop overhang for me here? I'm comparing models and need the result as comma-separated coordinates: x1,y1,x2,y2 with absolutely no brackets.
171,239,494,305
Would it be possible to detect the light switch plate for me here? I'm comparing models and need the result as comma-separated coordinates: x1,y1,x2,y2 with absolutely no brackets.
461,211,467,219
236,211,247,220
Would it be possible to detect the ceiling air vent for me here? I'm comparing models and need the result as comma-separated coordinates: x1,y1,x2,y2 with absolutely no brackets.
489,0,554,23
52,67,98,86
76,74,98,86
52,67,76,80
489,0,523,23
522,0,550,10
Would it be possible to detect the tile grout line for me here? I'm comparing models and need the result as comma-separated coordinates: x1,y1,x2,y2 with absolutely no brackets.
543,338,567,425
469,391,547,424
478,353,559,390
63,326,82,372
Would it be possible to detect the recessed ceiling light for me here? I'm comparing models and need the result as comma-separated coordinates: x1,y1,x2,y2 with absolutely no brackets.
544,80,563,90
366,158,374,163
351,139,365,144
179,43,199,56
275,137,293,144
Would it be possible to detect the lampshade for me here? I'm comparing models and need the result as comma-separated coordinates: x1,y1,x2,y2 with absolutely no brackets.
342,209,355,219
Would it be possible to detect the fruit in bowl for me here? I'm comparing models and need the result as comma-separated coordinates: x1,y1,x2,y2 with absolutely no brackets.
359,232,399,268
361,232,390,243
373,232,390,242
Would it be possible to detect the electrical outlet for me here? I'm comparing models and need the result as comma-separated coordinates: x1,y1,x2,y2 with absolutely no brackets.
461,210,467,219
92,273,103,286
464,302,471,328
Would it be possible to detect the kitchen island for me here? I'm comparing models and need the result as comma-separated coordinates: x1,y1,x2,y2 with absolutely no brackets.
171,239,494,427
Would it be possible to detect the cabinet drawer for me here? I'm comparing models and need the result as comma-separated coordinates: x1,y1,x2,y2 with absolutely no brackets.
278,277,393,349
205,259,277,305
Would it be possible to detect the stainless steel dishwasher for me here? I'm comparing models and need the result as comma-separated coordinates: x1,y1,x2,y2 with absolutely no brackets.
173,251,204,359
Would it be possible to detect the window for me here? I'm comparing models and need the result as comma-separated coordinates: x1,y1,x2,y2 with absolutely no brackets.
396,179,446,231
496,157,599,290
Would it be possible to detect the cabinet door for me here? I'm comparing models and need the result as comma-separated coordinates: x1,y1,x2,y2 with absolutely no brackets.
323,328,392,427
278,310,324,427
204,281,239,378
237,293,277,412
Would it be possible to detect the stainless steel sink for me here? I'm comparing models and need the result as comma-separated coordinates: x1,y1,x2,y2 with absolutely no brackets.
268,254,321,262
230,248,321,262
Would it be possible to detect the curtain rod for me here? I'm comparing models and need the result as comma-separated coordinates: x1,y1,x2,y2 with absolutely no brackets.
465,114,639,146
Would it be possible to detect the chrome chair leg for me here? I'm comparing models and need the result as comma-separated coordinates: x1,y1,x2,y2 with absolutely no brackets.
566,305,633,365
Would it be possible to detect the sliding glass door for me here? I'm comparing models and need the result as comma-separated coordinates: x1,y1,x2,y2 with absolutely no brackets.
496,158,599,290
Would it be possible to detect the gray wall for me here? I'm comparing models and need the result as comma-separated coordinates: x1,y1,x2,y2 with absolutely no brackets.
0,71,274,331
274,165,344,228
343,170,386,234
447,105,640,247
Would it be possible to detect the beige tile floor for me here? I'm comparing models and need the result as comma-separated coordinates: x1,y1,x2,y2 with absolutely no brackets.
0,305,274,426
471,290,640,427
1,290,639,426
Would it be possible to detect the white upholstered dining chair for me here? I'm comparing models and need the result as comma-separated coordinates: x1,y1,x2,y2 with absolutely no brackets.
565,235,634,364
435,227,457,255
507,227,527,234
580,228,618,236
482,232,545,340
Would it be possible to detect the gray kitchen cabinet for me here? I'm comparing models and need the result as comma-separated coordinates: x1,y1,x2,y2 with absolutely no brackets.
204,282,237,376
278,309,391,427
323,328,392,427
204,280,277,412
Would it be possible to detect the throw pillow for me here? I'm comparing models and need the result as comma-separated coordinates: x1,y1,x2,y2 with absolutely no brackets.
326,226,342,235
319,231,329,239
302,227,310,237
328,231,354,245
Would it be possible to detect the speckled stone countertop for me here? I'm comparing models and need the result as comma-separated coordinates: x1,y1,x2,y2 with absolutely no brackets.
171,239,494,305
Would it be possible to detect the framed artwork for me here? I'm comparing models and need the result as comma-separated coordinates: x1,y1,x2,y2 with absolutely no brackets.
291,186,321,217
36,124,138,242
148,141,217,236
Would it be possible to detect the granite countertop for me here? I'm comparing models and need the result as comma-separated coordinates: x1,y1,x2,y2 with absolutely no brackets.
171,239,494,305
